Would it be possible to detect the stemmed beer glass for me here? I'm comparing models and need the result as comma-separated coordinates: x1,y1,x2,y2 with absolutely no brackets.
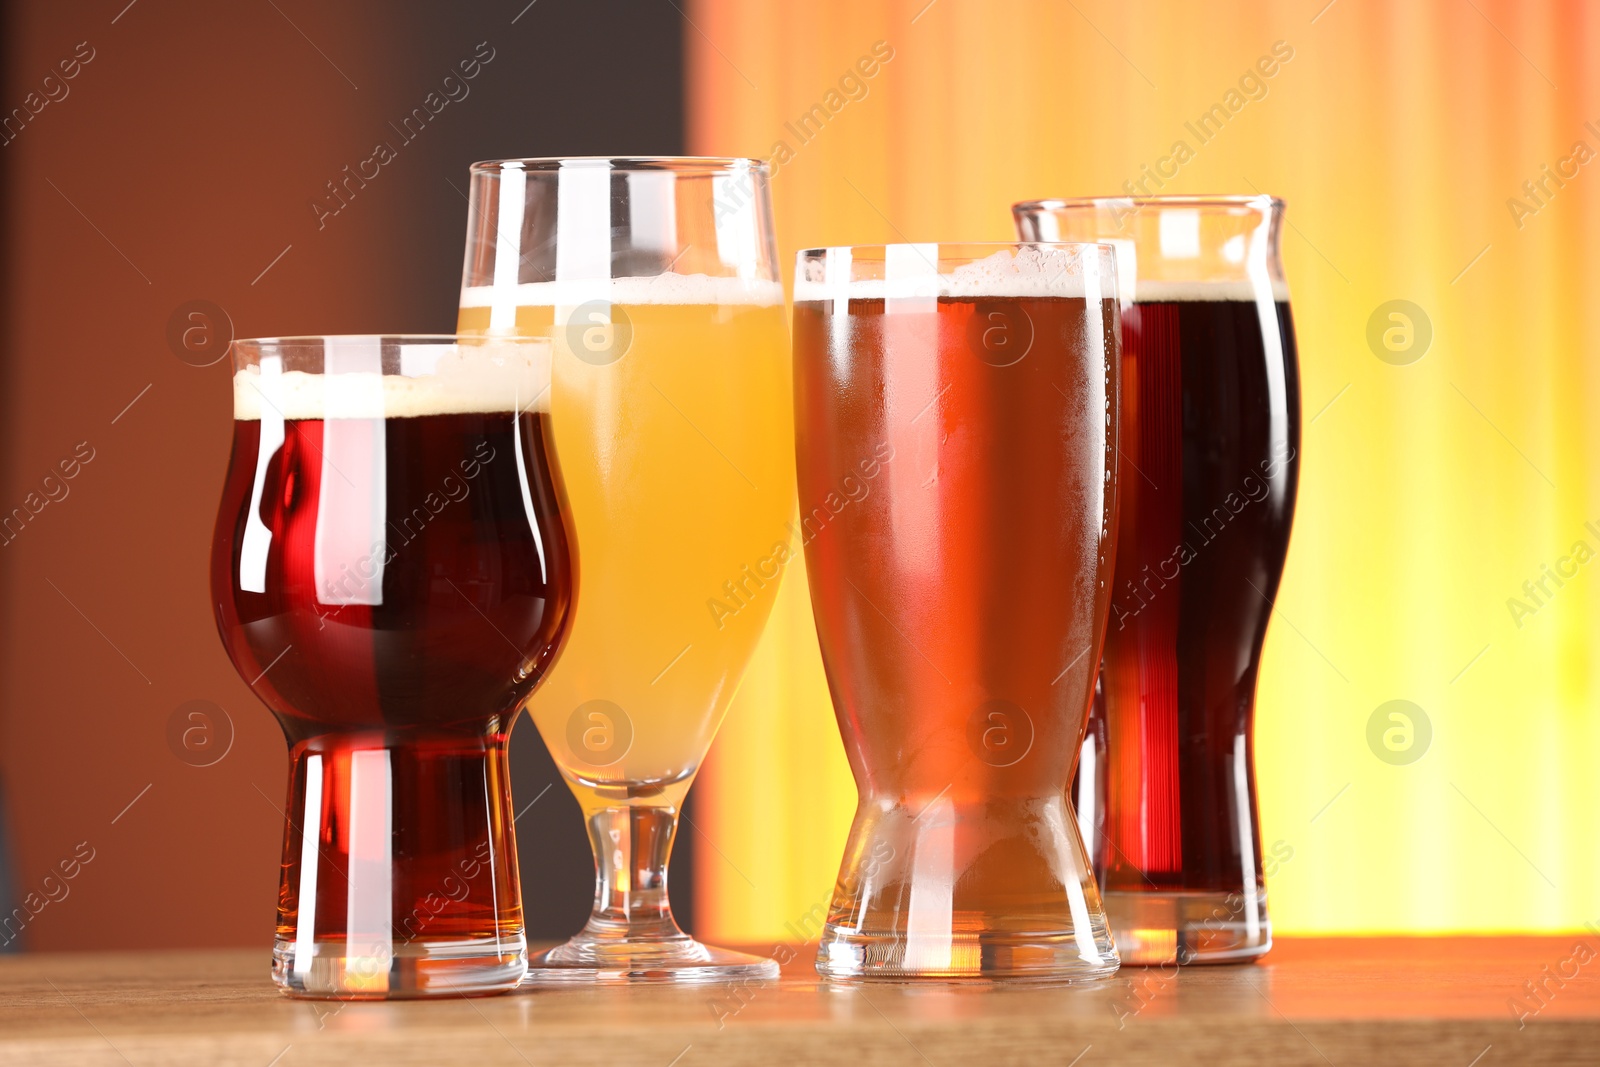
211,335,573,997
458,157,793,983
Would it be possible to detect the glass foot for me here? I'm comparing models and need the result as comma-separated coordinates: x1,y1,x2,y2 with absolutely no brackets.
1104,888,1271,965
815,794,1119,982
816,925,1120,984
273,935,527,999
525,804,781,984
522,933,779,985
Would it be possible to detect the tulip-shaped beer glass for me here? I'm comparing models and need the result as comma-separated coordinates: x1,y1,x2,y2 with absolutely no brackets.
212,335,573,997
793,244,1123,981
458,158,793,983
1014,196,1301,964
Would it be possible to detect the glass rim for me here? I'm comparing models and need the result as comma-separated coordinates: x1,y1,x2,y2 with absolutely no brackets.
469,155,768,175
795,240,1117,258
1013,194,1285,212
231,334,550,348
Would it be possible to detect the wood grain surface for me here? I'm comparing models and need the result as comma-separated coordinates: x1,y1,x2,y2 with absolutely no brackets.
1,938,1596,1065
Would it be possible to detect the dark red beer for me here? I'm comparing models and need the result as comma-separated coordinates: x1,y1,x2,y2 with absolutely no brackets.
1015,197,1300,965
212,338,572,997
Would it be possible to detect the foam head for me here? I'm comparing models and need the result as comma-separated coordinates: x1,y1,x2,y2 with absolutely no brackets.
792,245,1117,302
1126,278,1291,302
232,338,552,421
459,271,784,310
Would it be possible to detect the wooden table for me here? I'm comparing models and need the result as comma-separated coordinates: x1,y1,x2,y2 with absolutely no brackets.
2,938,1596,1065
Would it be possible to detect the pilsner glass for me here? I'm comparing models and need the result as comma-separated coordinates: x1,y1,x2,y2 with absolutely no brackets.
211,335,573,998
793,243,1122,981
1014,196,1300,964
457,157,792,983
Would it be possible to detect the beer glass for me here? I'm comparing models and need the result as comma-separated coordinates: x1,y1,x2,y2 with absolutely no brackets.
211,335,573,998
458,158,792,983
794,243,1122,981
1013,196,1300,964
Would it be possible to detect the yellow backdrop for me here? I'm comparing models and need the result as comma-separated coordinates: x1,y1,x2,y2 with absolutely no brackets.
688,0,1600,940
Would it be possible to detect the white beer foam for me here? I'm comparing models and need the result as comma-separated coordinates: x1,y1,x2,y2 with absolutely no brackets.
1131,278,1290,303
791,246,1112,302
233,340,552,421
459,272,784,308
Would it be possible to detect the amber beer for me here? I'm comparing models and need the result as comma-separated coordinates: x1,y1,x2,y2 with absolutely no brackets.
794,244,1122,981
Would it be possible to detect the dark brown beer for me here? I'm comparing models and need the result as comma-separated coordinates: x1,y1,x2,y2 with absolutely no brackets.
1013,195,1300,965
1092,289,1299,956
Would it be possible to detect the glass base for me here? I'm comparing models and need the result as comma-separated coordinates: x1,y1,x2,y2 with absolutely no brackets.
814,794,1120,983
1104,888,1271,965
272,935,527,999
522,932,779,985
816,925,1120,984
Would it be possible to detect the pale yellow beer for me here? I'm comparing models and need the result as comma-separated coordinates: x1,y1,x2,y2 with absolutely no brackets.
460,280,793,813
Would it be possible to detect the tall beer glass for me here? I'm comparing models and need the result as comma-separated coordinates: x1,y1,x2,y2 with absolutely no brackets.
794,243,1122,981
458,158,792,983
212,335,572,997
1014,196,1300,964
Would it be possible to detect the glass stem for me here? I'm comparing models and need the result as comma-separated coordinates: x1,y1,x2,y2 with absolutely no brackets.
585,804,685,940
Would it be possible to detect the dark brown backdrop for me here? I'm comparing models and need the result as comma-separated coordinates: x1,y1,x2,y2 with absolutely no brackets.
0,0,686,951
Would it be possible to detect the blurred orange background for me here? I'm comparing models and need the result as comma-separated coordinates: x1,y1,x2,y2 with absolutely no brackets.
2,0,1597,954
691,0,1600,941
